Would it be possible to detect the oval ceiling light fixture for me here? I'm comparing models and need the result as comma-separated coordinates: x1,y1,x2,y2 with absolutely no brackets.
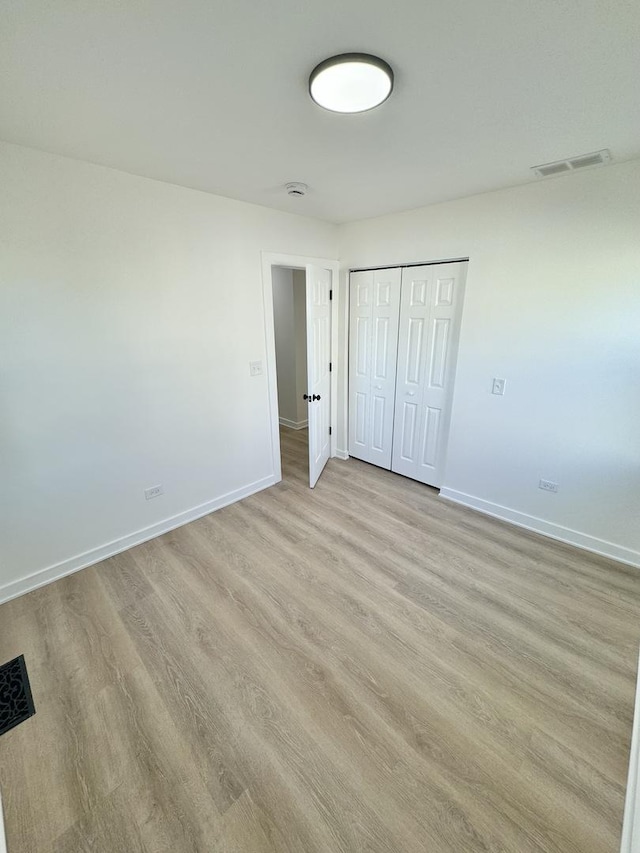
309,53,394,114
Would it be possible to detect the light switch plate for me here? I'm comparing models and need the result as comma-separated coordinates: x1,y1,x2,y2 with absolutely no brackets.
250,360,263,376
492,378,506,395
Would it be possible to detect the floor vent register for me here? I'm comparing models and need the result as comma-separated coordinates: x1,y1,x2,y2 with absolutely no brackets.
0,655,36,737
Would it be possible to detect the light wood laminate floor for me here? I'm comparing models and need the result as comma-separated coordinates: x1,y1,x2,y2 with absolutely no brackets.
1,427,639,852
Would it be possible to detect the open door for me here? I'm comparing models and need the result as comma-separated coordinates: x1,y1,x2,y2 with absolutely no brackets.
305,264,332,488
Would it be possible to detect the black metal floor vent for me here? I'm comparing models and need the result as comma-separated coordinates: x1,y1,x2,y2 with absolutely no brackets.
0,655,36,737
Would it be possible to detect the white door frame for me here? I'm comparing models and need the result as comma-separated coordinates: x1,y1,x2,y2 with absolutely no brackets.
261,252,340,483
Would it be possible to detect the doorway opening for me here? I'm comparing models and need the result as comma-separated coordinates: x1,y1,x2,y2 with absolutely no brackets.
272,266,309,486
262,253,337,489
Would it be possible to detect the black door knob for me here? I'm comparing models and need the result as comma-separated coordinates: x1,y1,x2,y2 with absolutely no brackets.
313,394,321,401
303,393,310,400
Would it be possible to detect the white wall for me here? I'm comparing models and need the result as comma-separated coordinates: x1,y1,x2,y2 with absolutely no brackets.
0,142,337,601
272,268,308,428
272,268,298,425
339,159,640,566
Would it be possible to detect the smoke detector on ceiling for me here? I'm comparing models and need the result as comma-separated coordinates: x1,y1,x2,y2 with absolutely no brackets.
531,149,611,178
285,182,308,197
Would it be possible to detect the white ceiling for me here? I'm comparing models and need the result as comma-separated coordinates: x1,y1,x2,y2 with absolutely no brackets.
1,0,639,223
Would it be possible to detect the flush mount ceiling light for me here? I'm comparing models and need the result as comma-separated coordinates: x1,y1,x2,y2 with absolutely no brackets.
309,53,394,114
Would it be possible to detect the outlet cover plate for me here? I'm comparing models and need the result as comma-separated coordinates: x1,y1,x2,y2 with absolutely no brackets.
145,484,164,500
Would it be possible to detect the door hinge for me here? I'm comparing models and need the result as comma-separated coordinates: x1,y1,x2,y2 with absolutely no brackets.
329,362,332,372
329,289,333,300
329,426,332,435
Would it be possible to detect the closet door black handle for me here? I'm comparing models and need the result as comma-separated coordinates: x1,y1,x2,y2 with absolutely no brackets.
303,393,310,400
313,394,321,401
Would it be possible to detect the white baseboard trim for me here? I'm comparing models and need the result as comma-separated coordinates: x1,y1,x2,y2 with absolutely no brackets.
439,488,640,569
334,448,349,460
0,475,277,606
621,649,640,853
279,417,308,430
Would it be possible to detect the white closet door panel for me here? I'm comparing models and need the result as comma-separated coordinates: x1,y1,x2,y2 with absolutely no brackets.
353,391,368,447
363,268,400,468
399,400,419,461
435,275,454,306
371,394,387,451
429,318,449,388
349,271,373,460
348,268,401,468
392,268,430,480
373,317,392,379
405,317,425,386
355,317,370,377
421,405,441,468
391,262,467,487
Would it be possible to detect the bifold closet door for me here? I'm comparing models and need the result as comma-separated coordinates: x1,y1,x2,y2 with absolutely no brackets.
391,262,467,487
348,268,401,468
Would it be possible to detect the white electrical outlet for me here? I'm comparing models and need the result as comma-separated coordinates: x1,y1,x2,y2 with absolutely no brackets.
492,378,506,395
250,360,263,376
145,484,164,500
538,479,558,493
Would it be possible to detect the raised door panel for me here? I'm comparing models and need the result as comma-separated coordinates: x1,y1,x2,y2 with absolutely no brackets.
435,276,454,307
404,316,425,386
354,317,370,378
420,405,441,469
353,391,368,447
314,315,330,385
428,318,450,390
375,279,392,308
399,400,419,463
371,395,387,452
373,317,392,381
356,279,371,307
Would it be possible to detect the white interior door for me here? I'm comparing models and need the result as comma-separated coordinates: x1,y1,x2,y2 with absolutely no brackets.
348,268,401,468
305,264,332,488
391,262,467,487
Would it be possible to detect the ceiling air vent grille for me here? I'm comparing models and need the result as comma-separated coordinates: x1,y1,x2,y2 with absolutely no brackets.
532,149,611,178
568,152,610,169
536,162,571,177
